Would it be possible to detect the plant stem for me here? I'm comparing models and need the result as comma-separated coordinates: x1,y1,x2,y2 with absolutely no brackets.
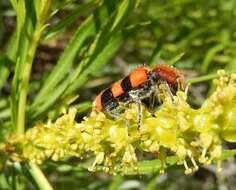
28,162,53,190
145,174,159,190
108,175,123,190
186,73,218,84
17,25,42,135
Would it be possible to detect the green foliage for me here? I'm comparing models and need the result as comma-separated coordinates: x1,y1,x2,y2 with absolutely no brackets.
0,0,236,189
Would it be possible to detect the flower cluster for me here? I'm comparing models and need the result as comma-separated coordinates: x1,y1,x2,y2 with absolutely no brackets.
8,70,236,174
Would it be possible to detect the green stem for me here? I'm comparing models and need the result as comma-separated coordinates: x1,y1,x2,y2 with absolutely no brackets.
28,162,53,190
145,174,159,190
16,25,42,135
108,175,123,190
186,73,218,84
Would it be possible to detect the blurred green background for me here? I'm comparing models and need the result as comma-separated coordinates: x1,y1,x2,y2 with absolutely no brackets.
0,0,236,189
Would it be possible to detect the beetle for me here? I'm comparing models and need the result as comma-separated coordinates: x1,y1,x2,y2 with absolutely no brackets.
93,64,185,127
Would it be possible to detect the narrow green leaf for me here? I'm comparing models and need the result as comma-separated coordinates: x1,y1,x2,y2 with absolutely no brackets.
32,15,97,106
29,79,71,120
186,73,218,84
44,1,97,40
5,28,20,62
0,108,10,120
11,34,30,129
0,57,11,91
29,0,137,119
34,0,42,20
0,99,8,110
16,0,26,35
225,57,236,73
178,22,219,48
148,39,163,66
32,2,113,107
29,31,124,120
65,0,137,94
85,0,136,59
110,0,136,32
28,21,144,120
201,44,225,72
75,101,92,114
9,0,17,12
167,52,185,66
65,32,124,95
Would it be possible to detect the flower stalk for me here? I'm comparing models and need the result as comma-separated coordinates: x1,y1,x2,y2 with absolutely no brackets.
28,162,53,190
17,24,42,135
13,0,52,135
6,70,236,175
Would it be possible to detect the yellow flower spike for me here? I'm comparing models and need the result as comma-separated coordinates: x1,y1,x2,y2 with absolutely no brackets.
6,71,236,174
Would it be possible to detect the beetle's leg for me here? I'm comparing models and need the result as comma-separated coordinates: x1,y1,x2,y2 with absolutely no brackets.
162,81,175,103
184,83,190,96
149,91,155,111
128,90,143,128
105,103,130,127
104,101,120,119
134,99,142,129
146,82,156,110
154,84,163,106
149,85,162,115
105,109,121,120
